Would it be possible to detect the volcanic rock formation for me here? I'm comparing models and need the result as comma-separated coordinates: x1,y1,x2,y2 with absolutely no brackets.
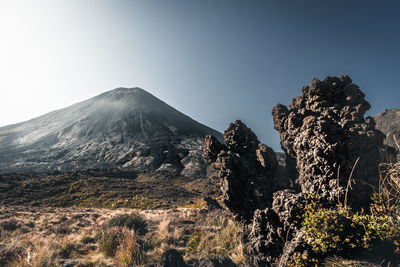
0,88,222,176
374,108,400,150
203,120,278,222
272,75,385,209
203,75,389,265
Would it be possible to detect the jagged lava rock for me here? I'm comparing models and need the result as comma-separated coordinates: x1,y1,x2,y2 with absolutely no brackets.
203,75,390,265
203,120,278,222
272,75,385,209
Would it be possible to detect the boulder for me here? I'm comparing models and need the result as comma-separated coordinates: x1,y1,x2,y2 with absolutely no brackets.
196,256,236,267
159,249,187,267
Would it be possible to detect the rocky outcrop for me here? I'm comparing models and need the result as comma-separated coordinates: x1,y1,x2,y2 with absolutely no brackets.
272,75,385,209
203,75,388,265
374,108,400,150
203,120,278,222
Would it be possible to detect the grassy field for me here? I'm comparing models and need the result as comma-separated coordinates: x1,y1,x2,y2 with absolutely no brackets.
0,204,243,267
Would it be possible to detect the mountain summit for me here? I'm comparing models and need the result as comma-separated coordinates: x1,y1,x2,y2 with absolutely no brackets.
0,88,222,175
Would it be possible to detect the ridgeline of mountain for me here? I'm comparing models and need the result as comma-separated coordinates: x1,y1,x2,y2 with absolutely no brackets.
373,108,400,149
0,88,222,175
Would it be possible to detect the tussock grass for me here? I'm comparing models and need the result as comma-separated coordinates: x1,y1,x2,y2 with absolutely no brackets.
115,228,144,266
185,210,245,264
379,159,400,212
0,206,219,266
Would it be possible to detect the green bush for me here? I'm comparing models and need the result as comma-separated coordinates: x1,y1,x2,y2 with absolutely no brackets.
302,195,365,254
295,193,400,265
186,231,201,254
105,213,148,236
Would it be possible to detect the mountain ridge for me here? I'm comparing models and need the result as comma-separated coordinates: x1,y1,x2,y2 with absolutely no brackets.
0,87,222,175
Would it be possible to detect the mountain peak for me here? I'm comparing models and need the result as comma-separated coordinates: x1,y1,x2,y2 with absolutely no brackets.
0,87,222,174
102,87,146,96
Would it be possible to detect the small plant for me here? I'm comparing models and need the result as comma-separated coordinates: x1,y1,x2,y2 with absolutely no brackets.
0,245,23,265
157,219,171,242
115,228,144,266
186,231,201,254
378,158,400,212
52,222,71,235
25,221,35,228
0,219,20,231
99,227,124,258
58,242,76,258
185,212,244,264
180,199,207,209
302,195,365,254
80,235,95,244
12,238,56,267
105,213,148,236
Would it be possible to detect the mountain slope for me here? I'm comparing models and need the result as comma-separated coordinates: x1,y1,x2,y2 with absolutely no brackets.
0,88,222,175
374,108,400,149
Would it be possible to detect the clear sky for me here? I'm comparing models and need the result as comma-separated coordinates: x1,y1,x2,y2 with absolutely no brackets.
0,0,399,151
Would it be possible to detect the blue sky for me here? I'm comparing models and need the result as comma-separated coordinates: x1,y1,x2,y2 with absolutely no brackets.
0,0,399,151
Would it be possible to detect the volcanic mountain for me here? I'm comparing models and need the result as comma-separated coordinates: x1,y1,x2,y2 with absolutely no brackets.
0,88,222,175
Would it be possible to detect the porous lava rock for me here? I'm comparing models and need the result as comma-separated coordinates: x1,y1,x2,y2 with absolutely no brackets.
202,120,278,222
159,249,187,267
203,75,388,265
272,75,385,209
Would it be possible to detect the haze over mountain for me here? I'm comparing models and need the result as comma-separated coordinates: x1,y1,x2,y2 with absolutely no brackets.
0,88,222,175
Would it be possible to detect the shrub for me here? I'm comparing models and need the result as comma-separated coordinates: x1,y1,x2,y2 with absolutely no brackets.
0,219,20,231
186,231,201,254
12,239,56,267
99,227,124,258
105,213,147,236
58,242,76,258
52,222,71,235
302,195,365,254
80,235,95,244
296,193,400,265
0,246,23,265
25,221,35,228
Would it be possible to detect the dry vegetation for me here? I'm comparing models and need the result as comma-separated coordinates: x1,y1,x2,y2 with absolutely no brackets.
0,204,243,267
1,145,399,266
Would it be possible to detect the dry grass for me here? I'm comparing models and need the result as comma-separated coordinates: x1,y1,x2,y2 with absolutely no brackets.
184,210,245,265
115,228,143,267
10,238,57,267
324,256,379,267
378,158,400,212
0,205,236,266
